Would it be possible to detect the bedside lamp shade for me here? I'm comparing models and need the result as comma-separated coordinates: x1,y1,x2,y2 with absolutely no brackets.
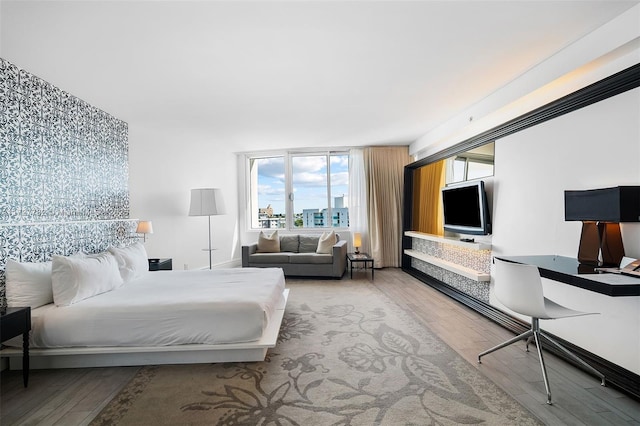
189,188,226,216
136,221,154,235
135,220,153,242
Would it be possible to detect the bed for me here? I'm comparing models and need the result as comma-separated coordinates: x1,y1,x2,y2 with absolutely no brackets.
1,245,288,369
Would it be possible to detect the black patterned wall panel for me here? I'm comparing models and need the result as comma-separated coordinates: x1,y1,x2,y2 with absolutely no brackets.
0,58,135,307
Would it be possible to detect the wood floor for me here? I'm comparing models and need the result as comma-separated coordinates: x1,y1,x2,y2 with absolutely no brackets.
2,268,639,425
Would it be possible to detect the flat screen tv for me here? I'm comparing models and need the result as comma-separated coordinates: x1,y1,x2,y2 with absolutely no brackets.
441,180,492,235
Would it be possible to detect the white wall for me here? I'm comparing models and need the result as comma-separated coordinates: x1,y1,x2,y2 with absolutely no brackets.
411,4,640,159
128,124,241,270
492,88,640,260
491,87,640,374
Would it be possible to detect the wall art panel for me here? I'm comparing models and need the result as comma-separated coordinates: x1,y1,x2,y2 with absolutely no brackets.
0,58,135,307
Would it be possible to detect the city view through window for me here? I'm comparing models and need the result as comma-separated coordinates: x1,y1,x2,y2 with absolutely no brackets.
250,153,349,229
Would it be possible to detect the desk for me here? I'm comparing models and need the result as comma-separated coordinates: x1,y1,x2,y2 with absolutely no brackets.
1,307,31,387
497,255,640,297
496,255,640,397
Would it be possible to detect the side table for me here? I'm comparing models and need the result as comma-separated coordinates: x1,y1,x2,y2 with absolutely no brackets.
149,258,172,271
347,253,374,280
1,307,31,387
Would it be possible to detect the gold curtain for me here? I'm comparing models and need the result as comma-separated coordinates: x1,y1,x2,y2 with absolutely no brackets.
412,160,446,235
364,146,413,268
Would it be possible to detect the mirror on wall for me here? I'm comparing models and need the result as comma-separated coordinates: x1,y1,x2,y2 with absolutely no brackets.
446,143,495,184
412,142,494,234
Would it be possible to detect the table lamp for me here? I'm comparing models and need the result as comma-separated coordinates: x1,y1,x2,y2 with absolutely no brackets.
353,232,362,254
136,220,153,242
565,186,640,267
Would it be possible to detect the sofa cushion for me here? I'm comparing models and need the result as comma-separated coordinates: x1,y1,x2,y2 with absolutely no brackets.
316,230,337,254
289,253,333,264
257,230,280,253
299,235,320,253
248,253,291,264
280,235,299,253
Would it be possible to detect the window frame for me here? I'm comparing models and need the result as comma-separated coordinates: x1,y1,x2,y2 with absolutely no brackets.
245,150,349,232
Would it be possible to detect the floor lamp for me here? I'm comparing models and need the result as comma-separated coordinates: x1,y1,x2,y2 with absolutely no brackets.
189,188,226,269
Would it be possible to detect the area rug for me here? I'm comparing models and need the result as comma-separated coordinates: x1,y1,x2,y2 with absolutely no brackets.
91,280,541,425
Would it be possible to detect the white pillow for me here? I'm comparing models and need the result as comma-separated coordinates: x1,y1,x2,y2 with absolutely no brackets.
108,242,149,282
257,230,280,253
5,260,54,309
316,230,337,254
51,253,123,306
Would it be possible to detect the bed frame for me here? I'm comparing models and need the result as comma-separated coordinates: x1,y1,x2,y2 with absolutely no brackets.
1,289,288,369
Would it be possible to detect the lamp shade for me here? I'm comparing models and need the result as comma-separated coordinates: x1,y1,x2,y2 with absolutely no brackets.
189,188,226,216
565,186,640,222
136,220,154,234
353,232,362,247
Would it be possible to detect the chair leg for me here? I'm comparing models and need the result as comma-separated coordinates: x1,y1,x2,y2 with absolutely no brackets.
525,335,534,352
532,327,553,405
540,332,606,386
478,329,533,363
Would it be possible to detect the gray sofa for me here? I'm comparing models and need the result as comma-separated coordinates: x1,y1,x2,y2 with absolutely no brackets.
242,234,347,278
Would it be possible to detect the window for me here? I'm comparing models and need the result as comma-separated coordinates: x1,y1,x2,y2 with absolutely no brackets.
447,142,494,184
248,152,349,230
250,157,286,229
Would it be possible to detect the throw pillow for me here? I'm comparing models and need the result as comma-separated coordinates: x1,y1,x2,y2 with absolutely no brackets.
257,230,280,253
5,260,54,309
316,230,337,254
51,252,123,306
108,242,149,283
299,235,320,253
279,235,299,253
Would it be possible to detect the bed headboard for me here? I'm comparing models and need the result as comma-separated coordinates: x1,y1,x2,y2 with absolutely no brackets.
0,57,135,308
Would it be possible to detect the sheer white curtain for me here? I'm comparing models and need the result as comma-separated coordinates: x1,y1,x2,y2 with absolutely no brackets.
348,148,369,254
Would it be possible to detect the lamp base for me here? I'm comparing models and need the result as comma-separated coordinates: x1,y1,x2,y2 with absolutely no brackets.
577,221,625,267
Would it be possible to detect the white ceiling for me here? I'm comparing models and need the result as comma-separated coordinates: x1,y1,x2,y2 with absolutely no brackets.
1,1,637,152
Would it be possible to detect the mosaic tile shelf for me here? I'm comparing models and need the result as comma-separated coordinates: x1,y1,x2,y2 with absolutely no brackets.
407,234,492,303
0,58,132,307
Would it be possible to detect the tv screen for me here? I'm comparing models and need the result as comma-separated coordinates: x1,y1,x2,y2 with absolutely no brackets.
441,180,491,235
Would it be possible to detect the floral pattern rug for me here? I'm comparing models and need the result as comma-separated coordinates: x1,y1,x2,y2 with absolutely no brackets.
91,280,541,425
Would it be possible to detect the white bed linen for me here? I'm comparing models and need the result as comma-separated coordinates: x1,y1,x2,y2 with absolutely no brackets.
21,267,285,348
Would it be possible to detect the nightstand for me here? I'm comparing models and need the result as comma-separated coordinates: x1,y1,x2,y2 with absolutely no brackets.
149,258,172,271
347,253,374,280
1,307,31,387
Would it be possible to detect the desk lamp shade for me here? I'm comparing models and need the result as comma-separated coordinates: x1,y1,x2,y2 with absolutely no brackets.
565,186,640,267
189,188,226,216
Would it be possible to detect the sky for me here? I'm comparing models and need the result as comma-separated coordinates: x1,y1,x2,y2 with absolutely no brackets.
256,154,348,215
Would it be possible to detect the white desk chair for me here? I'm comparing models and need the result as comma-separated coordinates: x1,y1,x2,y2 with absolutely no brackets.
478,258,605,404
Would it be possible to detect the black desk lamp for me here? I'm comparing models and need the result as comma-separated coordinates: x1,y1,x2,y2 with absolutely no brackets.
565,186,640,267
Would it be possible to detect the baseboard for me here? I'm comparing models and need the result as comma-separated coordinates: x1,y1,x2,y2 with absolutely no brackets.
403,266,640,401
